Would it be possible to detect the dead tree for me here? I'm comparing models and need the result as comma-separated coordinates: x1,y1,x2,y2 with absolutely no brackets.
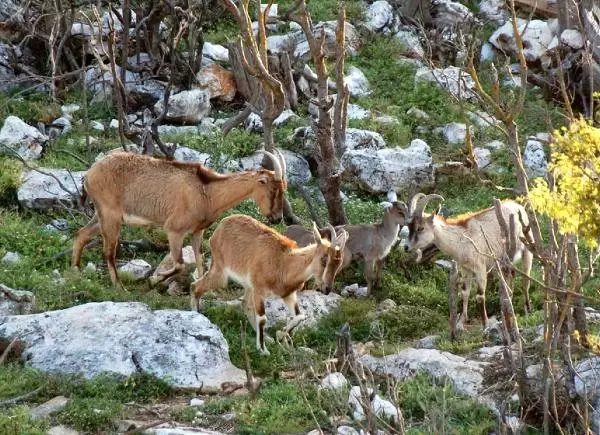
287,0,349,226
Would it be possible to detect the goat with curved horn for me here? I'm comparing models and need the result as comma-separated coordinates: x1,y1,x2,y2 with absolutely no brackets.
274,148,288,181
408,192,425,215
258,150,283,181
327,223,337,248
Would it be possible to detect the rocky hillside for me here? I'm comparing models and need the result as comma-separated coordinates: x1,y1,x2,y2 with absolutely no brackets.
1,0,599,434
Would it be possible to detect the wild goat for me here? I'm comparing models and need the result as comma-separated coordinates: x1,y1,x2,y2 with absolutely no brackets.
190,214,348,354
284,191,412,294
71,150,288,290
405,194,533,328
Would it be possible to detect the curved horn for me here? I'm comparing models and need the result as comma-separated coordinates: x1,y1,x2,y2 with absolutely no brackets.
312,221,322,244
327,223,337,248
387,190,398,203
413,194,445,217
274,148,287,181
257,150,282,181
409,192,426,215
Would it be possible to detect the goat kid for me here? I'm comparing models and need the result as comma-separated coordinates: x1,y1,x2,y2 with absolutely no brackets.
405,195,533,328
284,191,408,294
71,150,287,290
190,214,348,354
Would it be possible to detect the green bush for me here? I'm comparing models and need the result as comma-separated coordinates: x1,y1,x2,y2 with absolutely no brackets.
57,397,122,433
0,406,49,435
0,157,21,204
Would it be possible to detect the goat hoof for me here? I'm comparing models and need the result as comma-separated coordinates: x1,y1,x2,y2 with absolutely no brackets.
259,346,271,356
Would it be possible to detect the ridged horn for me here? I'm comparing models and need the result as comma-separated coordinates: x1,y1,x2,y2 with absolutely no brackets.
258,150,282,181
327,223,337,248
312,221,322,244
413,194,445,217
274,148,287,181
409,192,426,216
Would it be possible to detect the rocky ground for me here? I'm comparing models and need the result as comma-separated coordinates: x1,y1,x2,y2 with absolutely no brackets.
1,0,599,434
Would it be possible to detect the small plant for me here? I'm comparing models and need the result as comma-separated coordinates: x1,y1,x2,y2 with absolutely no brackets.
0,406,49,435
0,157,21,204
57,397,122,433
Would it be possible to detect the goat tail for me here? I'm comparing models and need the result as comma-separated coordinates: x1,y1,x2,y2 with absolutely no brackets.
78,180,88,209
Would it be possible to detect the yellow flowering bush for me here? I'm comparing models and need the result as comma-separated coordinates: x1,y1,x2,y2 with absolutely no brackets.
528,117,600,246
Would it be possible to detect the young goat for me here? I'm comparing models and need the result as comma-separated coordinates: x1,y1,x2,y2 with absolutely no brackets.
405,195,533,328
190,214,348,354
284,191,410,294
72,150,287,290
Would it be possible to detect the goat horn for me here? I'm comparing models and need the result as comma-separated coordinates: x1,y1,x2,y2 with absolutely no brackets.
380,201,393,209
387,190,398,203
312,221,322,244
274,148,287,181
409,192,426,215
327,223,337,248
413,194,445,217
257,150,283,181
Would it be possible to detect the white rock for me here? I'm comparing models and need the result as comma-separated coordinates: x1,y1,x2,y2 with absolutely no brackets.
17,168,84,210
478,0,508,25
337,426,360,435
467,110,499,128
341,283,368,298
155,89,211,125
503,75,522,88
344,66,371,98
432,0,477,29
394,29,424,59
347,104,372,120
406,107,429,120
560,29,584,50
47,425,80,435
143,422,225,434
535,132,551,142
264,290,340,329
173,147,211,164
489,19,553,65
480,42,495,61
364,1,397,34
157,124,214,136
483,140,504,150
118,259,152,280
49,117,72,136
371,395,400,423
416,335,440,349
84,262,97,273
1,251,20,264
202,42,229,63
548,36,559,51
0,284,35,316
374,115,399,125
442,122,466,144
415,66,477,101
320,372,348,391
189,398,205,407
473,147,491,169
341,139,434,194
274,109,300,126
523,139,547,177
90,120,105,131
60,104,80,120
0,116,48,160
292,127,385,156
348,386,373,421
71,21,94,37
109,119,119,129
30,396,69,420
0,301,245,390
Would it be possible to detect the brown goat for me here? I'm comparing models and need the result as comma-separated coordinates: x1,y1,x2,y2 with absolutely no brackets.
71,150,287,290
190,214,348,354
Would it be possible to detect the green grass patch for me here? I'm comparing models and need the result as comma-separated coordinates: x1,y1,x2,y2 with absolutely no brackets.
57,397,123,432
0,406,49,435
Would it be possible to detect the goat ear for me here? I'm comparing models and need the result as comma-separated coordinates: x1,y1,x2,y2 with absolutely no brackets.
258,175,268,184
337,230,349,251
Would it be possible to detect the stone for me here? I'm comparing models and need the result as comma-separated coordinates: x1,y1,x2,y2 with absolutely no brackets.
267,21,361,61
415,66,477,101
233,149,311,185
49,117,72,137
478,0,508,25
467,110,499,128
483,140,504,150
0,0,23,22
61,104,80,120
292,127,385,157
203,42,229,63
173,147,211,164
348,385,374,421
0,301,245,390
503,75,522,88
0,116,48,160
155,89,211,125
30,396,69,420
320,372,348,391
197,64,237,102
431,0,477,29
480,42,495,61
190,397,205,407
416,335,440,349
394,29,424,59
109,119,119,129
560,29,584,50
44,219,69,233
119,259,152,280
0,44,19,94
90,120,105,131
442,122,466,144
341,283,368,298
0,284,35,316
47,425,80,435
374,115,399,125
363,1,398,35
17,168,85,210
474,147,491,169
523,139,547,177
264,290,340,329
157,124,215,136
406,107,429,120
151,246,198,295
347,104,372,120
1,251,20,264
371,395,400,423
71,21,94,38
489,19,553,66
337,426,360,435
361,348,487,397
84,263,97,273
478,345,504,359
341,139,434,194
344,66,370,98
144,423,224,434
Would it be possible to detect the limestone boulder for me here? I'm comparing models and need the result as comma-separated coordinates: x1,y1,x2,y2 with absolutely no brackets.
155,89,211,125
17,168,84,210
197,64,237,102
0,284,35,316
363,1,399,34
489,19,553,66
0,116,48,160
265,290,340,329
0,302,246,390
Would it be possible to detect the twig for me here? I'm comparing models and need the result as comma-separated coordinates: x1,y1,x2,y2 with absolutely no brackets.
0,386,44,408
124,419,169,435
